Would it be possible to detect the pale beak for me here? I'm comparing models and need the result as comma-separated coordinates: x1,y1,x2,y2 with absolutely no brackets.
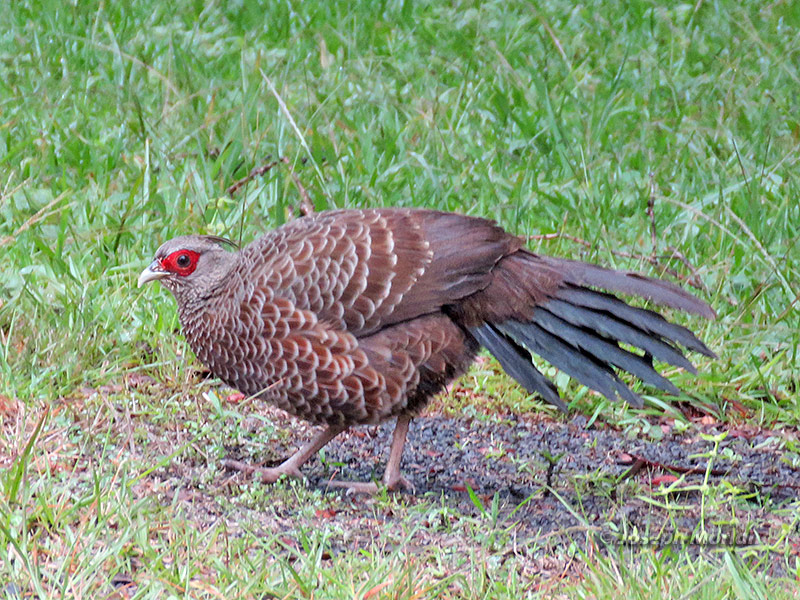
137,260,168,288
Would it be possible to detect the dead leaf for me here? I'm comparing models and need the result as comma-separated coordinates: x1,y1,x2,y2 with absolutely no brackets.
363,581,391,599
651,474,679,486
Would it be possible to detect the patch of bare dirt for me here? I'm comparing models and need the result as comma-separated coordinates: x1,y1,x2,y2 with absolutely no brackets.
144,398,800,577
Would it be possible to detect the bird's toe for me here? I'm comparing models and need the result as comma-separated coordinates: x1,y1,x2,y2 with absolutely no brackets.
222,459,304,484
325,474,412,495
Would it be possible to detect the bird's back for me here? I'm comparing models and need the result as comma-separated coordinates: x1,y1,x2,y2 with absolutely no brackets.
236,208,520,336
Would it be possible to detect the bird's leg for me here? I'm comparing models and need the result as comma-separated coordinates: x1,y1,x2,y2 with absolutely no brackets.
223,424,347,484
327,414,414,494
381,413,413,489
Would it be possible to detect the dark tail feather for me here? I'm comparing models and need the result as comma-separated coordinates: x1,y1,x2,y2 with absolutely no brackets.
537,256,716,319
468,253,715,408
498,320,644,407
544,299,697,372
471,323,568,412
556,287,716,358
530,308,682,396
473,287,714,407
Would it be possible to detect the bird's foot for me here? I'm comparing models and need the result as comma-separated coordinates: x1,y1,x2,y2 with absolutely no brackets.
326,474,413,495
222,459,303,484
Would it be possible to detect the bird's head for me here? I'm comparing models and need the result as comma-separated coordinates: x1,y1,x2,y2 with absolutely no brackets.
138,235,238,304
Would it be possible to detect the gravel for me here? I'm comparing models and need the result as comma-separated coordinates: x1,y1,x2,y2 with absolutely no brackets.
303,414,800,497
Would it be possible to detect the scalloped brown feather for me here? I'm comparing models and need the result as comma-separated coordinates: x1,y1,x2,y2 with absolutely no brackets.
147,208,715,426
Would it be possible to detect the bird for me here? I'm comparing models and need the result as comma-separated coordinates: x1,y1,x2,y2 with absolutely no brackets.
138,208,715,493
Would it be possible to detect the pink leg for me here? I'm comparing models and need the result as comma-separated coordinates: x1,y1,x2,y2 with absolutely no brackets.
223,424,346,483
327,414,414,494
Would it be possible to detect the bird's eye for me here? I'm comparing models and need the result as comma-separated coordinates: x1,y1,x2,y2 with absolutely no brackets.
163,249,200,276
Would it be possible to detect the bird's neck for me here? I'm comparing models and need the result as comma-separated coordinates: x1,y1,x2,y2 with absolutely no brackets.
177,295,225,369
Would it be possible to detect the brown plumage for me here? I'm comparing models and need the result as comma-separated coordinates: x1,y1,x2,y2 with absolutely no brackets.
138,208,715,492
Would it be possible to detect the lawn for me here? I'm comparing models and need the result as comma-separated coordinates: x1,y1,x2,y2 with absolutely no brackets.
1,0,799,597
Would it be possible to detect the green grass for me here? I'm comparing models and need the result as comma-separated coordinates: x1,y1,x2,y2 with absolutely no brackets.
1,0,799,597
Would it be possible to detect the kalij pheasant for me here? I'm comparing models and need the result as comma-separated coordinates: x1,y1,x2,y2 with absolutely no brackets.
138,208,715,492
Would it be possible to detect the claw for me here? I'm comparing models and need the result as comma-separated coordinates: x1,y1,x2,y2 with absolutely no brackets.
326,474,413,495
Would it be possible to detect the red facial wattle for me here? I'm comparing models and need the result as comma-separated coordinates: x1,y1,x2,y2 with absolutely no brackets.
161,250,200,276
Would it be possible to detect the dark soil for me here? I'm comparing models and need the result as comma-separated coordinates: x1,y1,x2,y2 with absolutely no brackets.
211,408,800,576
308,414,800,499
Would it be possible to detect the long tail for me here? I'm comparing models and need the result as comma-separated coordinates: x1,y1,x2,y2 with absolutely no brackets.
468,253,716,411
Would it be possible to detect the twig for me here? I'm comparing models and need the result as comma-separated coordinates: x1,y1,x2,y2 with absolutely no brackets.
530,232,595,248
617,453,727,485
647,171,657,254
279,157,314,216
225,157,281,197
642,175,706,290
664,246,706,291
0,192,69,249
226,156,314,216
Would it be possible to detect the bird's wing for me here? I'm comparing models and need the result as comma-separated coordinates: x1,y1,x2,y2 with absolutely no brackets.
238,209,519,337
